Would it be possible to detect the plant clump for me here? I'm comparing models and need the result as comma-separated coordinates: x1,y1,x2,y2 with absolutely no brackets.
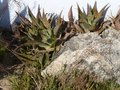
75,2,109,34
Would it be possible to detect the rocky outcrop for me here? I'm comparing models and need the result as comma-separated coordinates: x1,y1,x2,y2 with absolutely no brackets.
41,29,120,84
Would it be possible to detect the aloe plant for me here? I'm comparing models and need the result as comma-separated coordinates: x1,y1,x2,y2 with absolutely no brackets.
10,7,63,68
75,2,109,33
10,5,80,68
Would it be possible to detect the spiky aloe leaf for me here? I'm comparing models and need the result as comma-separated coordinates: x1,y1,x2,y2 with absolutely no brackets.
50,16,56,29
41,9,50,28
56,11,63,25
52,12,63,37
98,4,109,23
37,6,42,20
13,51,36,64
87,4,93,22
77,4,87,23
16,12,32,27
93,1,98,17
68,6,74,22
28,7,37,24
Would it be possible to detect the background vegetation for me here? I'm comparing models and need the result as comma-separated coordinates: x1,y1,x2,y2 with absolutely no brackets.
0,2,120,90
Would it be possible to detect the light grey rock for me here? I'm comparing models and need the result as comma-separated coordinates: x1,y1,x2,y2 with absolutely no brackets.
41,29,120,84
56,32,101,57
101,29,120,40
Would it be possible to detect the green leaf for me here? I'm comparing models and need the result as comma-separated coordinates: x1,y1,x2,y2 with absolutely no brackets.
77,4,85,21
93,1,98,17
28,7,37,25
42,9,50,28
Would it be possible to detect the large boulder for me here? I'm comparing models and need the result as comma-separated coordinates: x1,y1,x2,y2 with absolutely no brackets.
41,29,120,84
